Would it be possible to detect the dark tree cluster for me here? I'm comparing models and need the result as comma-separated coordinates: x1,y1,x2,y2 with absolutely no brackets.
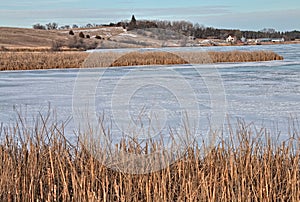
189,26,289,40
282,30,300,40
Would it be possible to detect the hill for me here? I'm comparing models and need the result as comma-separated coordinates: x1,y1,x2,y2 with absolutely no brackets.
0,26,198,51
0,27,67,49
0,26,125,51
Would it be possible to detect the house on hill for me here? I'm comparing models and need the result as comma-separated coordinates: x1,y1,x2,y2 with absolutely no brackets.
226,35,237,43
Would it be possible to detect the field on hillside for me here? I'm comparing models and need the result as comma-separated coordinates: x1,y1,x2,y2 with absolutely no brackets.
0,27,125,50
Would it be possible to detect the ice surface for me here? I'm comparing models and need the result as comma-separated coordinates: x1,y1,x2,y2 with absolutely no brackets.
0,44,299,142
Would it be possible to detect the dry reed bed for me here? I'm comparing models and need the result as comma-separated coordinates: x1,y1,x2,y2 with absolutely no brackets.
0,52,88,71
0,50,283,71
111,51,283,67
0,116,299,201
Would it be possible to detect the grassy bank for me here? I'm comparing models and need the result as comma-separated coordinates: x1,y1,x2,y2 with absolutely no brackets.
0,50,283,71
0,116,299,201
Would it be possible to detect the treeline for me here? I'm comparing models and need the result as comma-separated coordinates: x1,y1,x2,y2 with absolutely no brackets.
124,18,300,41
32,22,105,30
192,27,300,41
33,17,300,41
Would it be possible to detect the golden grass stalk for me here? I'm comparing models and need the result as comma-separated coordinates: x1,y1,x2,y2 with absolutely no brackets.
0,50,283,71
0,113,299,201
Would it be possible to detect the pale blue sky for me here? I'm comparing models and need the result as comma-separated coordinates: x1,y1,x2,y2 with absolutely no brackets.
0,0,299,31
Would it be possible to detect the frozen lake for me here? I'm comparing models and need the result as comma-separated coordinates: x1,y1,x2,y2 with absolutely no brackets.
0,44,300,142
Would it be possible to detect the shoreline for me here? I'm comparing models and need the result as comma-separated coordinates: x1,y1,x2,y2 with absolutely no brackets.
1,40,300,52
198,40,300,47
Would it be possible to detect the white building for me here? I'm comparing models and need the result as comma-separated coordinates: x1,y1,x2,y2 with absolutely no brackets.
226,35,237,43
272,38,285,42
241,36,246,43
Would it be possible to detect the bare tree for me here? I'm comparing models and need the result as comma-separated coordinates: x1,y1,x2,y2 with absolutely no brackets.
85,23,93,28
32,23,46,30
46,22,58,30
261,28,276,34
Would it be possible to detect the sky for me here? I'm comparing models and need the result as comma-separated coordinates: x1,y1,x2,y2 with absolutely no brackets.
0,0,299,31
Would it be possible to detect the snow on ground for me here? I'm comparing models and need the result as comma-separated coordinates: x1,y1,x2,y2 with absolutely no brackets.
118,33,138,38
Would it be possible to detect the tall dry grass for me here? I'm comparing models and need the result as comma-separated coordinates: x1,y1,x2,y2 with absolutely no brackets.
0,52,88,71
111,51,283,67
208,51,284,63
0,50,283,71
0,113,299,201
110,51,188,67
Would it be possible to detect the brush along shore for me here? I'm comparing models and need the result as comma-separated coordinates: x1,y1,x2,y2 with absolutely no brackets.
0,50,283,71
0,115,299,201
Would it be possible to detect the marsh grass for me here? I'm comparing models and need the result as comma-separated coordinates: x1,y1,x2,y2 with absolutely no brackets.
0,52,88,71
111,52,188,67
0,50,283,71
0,113,299,201
111,51,283,67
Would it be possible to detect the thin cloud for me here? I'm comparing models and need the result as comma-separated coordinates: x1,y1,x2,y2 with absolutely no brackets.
134,6,232,16
0,6,231,21
192,9,300,31
0,0,81,8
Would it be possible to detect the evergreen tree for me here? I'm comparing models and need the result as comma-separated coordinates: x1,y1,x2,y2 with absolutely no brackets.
131,15,136,25
79,32,85,38
128,15,137,31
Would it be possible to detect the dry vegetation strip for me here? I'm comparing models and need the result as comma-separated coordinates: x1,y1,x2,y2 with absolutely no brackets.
0,116,299,201
0,52,88,71
111,51,283,67
0,50,283,71
111,51,188,66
